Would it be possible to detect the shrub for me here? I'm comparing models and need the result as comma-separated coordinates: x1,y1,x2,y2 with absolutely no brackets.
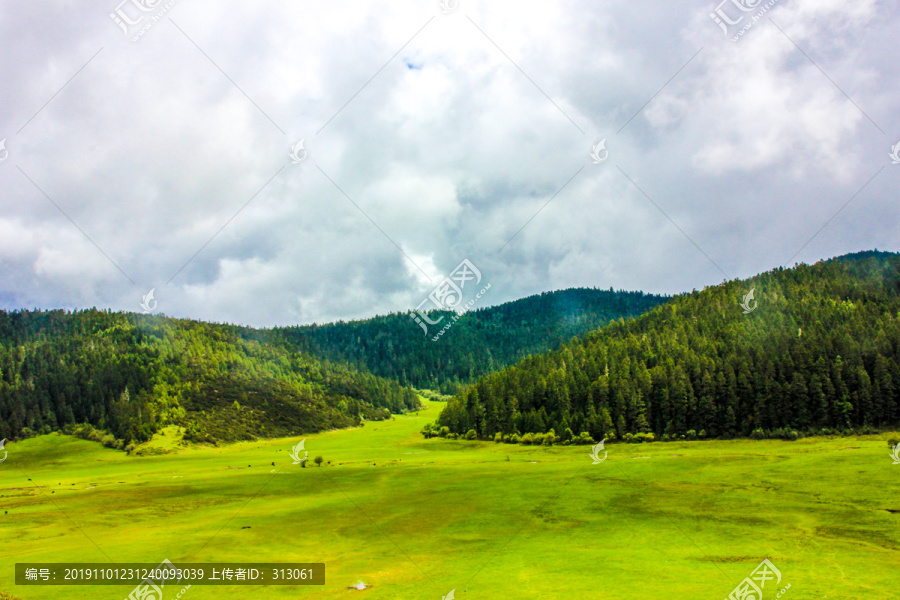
542,432,555,446
520,433,535,445
447,432,459,440
438,426,450,438
576,431,594,445
494,432,502,443
685,429,697,441
770,428,799,441
634,432,655,443
561,428,574,443
532,433,545,446
465,429,477,440
750,428,766,440
698,429,707,439
509,434,521,444
624,433,634,443
886,437,899,448
314,456,324,467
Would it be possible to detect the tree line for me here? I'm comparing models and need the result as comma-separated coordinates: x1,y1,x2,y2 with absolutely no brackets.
279,288,669,393
436,252,900,441
0,309,419,444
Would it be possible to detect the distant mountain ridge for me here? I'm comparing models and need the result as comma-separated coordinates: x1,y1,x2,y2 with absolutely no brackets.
436,251,900,441
0,311,418,444
0,287,669,444
277,288,670,393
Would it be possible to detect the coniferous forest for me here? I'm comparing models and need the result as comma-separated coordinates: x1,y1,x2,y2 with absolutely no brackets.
279,288,669,393
0,288,663,445
0,311,418,445
3,253,899,447
436,252,900,442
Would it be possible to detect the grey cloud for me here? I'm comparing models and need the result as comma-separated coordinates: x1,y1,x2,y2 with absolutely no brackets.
0,0,897,326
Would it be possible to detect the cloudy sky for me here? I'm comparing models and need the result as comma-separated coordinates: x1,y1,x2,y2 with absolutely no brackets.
0,0,897,327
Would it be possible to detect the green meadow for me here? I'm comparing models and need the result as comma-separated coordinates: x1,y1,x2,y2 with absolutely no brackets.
1,399,898,599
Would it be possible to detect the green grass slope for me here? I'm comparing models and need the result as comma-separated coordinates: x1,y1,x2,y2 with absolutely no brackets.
0,400,897,599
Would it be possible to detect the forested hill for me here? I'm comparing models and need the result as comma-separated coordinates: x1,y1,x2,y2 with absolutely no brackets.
277,288,669,393
0,311,419,444
437,252,900,441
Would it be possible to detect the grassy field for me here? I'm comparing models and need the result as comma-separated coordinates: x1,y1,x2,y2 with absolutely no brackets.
1,399,898,599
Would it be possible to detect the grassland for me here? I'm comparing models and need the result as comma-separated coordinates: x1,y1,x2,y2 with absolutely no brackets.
1,400,898,599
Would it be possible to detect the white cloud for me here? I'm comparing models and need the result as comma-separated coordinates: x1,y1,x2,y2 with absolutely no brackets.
0,0,896,326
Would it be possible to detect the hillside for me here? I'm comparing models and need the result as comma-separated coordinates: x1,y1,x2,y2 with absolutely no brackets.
436,252,900,441
0,310,419,444
278,288,669,393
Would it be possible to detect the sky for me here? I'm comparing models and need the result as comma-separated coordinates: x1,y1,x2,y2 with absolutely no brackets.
0,0,897,327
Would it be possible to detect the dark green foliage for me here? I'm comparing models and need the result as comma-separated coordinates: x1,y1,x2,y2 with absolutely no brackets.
437,253,900,440
278,288,668,393
416,389,454,402
0,310,419,443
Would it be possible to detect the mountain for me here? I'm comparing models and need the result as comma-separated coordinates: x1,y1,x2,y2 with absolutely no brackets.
277,288,670,393
0,310,419,444
436,252,900,441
